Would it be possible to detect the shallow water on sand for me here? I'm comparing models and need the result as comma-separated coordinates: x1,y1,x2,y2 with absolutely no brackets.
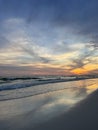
0,78,98,127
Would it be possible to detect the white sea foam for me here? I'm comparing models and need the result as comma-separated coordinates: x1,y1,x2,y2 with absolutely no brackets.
0,78,97,101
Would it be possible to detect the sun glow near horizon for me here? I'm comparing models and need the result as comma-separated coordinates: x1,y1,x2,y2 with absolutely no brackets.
0,0,98,76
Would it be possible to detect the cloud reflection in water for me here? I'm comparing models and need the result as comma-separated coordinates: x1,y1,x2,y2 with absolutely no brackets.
0,78,98,128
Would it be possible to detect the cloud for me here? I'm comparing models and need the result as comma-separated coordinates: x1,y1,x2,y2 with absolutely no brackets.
1,0,98,46
89,69,98,74
53,41,85,54
68,43,97,71
0,0,98,75
0,35,10,48
20,43,53,64
0,64,71,76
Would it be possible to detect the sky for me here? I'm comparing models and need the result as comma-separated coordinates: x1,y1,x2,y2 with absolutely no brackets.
0,0,98,76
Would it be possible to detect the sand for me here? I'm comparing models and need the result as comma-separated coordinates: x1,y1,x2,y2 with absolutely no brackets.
33,89,98,130
0,88,98,130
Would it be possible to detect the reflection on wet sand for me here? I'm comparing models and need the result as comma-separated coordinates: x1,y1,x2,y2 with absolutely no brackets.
0,78,98,130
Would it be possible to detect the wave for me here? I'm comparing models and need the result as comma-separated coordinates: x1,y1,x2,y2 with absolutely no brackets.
0,78,97,101
0,77,77,91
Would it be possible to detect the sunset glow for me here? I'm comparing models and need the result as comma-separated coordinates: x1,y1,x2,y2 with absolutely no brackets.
0,0,98,76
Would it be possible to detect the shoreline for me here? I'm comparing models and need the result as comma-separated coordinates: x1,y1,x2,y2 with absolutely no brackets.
0,86,98,130
0,77,97,91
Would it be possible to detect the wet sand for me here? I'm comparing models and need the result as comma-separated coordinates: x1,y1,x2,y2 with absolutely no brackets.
0,89,98,130
33,89,98,130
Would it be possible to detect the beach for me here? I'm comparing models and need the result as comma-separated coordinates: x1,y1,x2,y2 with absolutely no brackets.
33,88,98,130
0,0,98,129
0,78,98,130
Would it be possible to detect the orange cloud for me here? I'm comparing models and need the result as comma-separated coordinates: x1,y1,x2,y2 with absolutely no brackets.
71,63,98,75
84,64,98,71
71,68,88,75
